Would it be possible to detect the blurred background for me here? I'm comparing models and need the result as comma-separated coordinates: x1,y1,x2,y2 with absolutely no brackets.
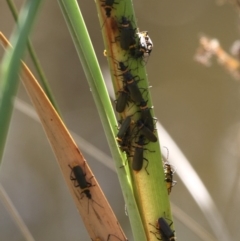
0,0,240,240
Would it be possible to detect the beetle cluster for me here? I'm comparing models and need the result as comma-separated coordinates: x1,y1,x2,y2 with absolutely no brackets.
100,6,157,175
102,5,177,192
100,2,176,240
100,0,177,187
114,61,156,175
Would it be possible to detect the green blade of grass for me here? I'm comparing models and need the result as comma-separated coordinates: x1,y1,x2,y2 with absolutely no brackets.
95,1,174,240
6,0,61,114
0,0,43,164
57,0,146,240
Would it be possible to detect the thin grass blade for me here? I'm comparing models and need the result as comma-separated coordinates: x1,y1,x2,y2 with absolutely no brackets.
0,0,42,163
0,184,35,241
6,0,61,114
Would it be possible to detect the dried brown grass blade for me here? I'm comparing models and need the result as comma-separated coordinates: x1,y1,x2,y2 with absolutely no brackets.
0,32,127,241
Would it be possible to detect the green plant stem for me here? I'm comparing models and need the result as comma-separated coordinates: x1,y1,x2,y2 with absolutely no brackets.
6,0,61,114
0,0,42,163
57,0,146,240
95,0,174,240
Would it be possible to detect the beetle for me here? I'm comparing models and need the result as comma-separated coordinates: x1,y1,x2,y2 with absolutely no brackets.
117,127,132,156
115,60,130,74
109,56,136,77
164,163,177,195
106,55,130,75
115,86,131,113
149,217,176,241
109,58,141,109
136,119,157,142
129,42,146,60
163,147,177,195
132,135,154,174
109,56,138,80
69,163,93,199
69,163,103,210
117,16,136,50
122,72,144,103
100,0,119,18
116,116,132,140
129,31,153,62
137,31,153,55
138,100,156,132
114,59,137,80
111,57,133,76
116,116,133,154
